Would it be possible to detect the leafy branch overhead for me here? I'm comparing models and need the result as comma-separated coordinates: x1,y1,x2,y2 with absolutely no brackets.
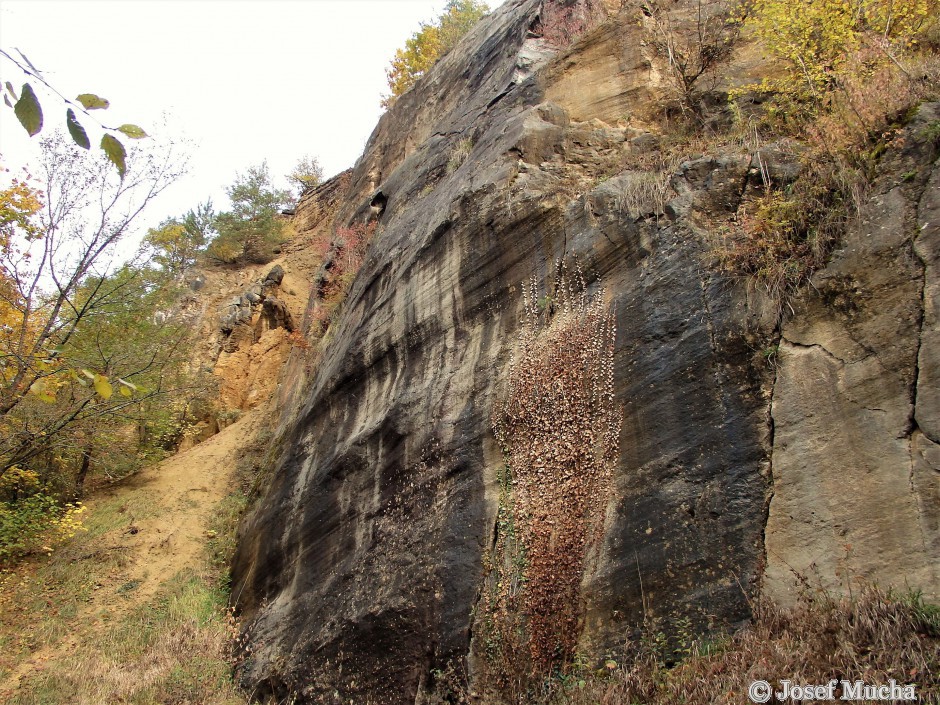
1,48,147,177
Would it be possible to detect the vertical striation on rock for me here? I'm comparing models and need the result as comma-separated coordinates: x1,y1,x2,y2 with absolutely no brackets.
231,1,940,702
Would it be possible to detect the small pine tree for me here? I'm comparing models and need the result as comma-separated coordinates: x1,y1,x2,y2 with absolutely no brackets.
209,163,292,264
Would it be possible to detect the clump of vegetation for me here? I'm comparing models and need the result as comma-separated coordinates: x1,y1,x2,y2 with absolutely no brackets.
447,137,474,173
382,0,490,108
207,162,293,265
0,134,222,566
286,154,324,199
640,0,750,123
714,159,857,298
0,477,86,563
746,0,938,106
628,0,939,298
308,221,376,338
479,265,621,694
0,491,251,705
692,0,940,297
144,200,215,277
451,586,940,704
616,170,673,220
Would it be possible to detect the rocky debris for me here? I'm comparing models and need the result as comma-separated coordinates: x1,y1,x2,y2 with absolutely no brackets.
245,283,263,304
187,273,206,291
264,264,285,286
219,295,253,334
219,264,293,341
261,296,295,333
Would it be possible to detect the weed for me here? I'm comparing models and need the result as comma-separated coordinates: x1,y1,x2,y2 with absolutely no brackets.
447,138,474,174
468,585,940,704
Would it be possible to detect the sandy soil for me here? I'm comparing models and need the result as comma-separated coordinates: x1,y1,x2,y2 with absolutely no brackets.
0,408,258,695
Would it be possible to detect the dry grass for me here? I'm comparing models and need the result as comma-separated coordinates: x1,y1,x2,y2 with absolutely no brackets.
0,480,255,704
615,170,674,221
440,586,940,704
3,571,247,705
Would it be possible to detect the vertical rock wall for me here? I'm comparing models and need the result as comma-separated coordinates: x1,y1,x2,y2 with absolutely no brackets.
232,1,940,702
764,105,940,604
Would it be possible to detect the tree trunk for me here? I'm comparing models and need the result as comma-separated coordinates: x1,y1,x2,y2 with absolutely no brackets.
74,445,92,500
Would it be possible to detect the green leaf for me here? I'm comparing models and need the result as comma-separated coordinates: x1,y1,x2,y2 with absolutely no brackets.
14,83,42,136
4,81,16,99
76,93,110,110
66,108,90,149
93,374,113,400
116,123,147,139
100,134,126,178
119,384,132,398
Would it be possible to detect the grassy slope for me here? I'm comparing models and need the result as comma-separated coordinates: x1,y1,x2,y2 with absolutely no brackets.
0,411,261,705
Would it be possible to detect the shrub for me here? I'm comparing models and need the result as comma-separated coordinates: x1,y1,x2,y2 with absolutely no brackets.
712,159,857,298
446,137,474,173
464,585,940,704
0,491,86,563
640,0,749,122
744,0,939,106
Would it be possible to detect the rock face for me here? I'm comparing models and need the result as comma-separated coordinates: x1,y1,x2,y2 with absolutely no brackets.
764,105,940,604
231,1,940,702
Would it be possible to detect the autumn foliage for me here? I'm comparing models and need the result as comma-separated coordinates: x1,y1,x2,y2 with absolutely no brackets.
481,267,621,692
382,0,489,108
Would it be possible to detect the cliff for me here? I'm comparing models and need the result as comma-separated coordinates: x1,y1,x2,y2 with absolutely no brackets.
231,1,940,702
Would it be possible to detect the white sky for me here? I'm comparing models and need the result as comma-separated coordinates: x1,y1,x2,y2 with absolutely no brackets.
0,0,504,239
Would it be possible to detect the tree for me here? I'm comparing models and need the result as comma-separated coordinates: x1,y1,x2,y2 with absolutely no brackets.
1,47,148,176
287,155,324,199
145,201,214,277
208,163,292,264
745,0,938,104
39,265,210,492
381,0,489,108
0,131,184,466
642,0,749,121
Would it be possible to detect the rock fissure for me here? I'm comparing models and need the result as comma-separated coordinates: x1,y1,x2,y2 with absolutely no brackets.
762,320,781,591
910,164,938,445
778,336,849,366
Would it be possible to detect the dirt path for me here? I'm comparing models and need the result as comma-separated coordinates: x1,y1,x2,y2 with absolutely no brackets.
95,410,256,607
0,409,259,697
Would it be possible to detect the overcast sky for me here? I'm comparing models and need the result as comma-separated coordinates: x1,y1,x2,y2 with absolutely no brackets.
0,0,504,238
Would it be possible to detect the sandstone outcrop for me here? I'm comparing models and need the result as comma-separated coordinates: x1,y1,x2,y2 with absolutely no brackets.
230,1,940,702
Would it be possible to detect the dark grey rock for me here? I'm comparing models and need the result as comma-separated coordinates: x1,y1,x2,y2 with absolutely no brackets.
264,264,286,286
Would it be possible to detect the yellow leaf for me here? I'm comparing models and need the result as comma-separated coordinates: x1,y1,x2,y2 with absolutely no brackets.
93,374,113,399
